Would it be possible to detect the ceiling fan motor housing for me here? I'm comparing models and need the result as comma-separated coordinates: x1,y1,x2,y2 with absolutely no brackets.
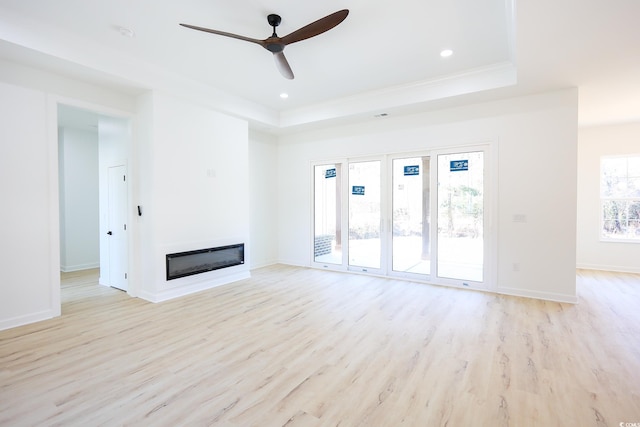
265,41,285,53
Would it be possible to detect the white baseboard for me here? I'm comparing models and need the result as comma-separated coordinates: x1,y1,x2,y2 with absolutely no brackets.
0,308,58,331
276,259,308,268
60,262,100,272
576,263,640,274
250,260,279,270
497,286,578,304
138,271,251,303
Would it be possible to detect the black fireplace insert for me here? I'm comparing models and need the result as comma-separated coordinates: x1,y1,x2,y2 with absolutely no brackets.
166,243,244,280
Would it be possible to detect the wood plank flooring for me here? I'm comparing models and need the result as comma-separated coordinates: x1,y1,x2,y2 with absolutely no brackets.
1,266,639,426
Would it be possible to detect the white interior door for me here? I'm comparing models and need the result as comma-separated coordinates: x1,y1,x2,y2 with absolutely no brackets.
107,165,128,291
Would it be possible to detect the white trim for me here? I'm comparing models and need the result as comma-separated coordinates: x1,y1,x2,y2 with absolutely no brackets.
0,309,58,332
599,153,640,243
429,144,495,290
250,260,279,270
386,150,433,281
60,263,100,272
279,259,309,269
599,236,640,244
49,95,137,304
310,159,349,272
497,286,578,304
46,95,62,319
346,156,386,276
138,271,250,303
600,153,640,160
306,262,577,304
576,263,640,274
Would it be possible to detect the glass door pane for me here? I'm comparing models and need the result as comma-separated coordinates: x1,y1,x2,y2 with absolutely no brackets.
437,152,484,282
392,156,430,275
348,161,381,270
314,164,342,265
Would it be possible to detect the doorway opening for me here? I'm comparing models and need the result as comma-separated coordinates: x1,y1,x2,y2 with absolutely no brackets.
57,104,131,293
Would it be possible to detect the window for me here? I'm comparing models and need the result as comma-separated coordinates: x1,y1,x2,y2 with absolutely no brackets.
600,155,640,241
311,145,493,289
314,164,342,265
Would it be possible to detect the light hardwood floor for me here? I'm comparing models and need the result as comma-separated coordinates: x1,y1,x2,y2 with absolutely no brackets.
1,266,639,426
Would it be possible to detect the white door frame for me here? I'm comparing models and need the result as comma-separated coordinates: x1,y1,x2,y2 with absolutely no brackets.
50,96,136,317
428,144,495,292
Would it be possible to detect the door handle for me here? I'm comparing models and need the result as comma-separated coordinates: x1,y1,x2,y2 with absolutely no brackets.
107,231,113,235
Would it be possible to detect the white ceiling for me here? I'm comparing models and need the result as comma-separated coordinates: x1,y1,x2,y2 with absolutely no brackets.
1,0,639,131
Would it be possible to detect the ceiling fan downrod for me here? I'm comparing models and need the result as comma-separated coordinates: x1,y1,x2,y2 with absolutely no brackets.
267,13,282,37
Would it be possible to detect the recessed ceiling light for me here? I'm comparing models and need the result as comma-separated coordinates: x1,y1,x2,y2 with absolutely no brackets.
280,93,289,99
440,49,453,58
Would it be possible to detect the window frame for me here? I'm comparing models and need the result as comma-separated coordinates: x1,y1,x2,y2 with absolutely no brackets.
310,143,496,292
599,154,640,243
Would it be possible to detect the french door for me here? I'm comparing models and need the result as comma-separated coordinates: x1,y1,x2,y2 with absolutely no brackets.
313,145,491,289
434,150,485,284
348,160,382,273
391,155,431,276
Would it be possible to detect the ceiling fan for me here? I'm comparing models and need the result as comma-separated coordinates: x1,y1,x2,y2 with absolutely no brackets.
180,9,349,80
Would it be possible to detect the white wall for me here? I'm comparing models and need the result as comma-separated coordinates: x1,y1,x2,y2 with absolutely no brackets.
1,65,253,328
134,92,156,299
0,81,59,330
277,89,579,302
577,122,640,273
249,129,279,268
0,59,137,114
136,91,251,302
58,127,99,272
0,51,580,330
0,59,135,330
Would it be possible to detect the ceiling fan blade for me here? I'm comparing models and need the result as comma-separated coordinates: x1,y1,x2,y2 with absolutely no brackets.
179,23,266,47
280,9,349,46
273,51,294,79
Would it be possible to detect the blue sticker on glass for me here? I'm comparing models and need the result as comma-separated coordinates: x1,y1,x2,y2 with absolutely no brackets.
450,160,469,172
404,165,420,176
325,168,336,178
352,185,365,195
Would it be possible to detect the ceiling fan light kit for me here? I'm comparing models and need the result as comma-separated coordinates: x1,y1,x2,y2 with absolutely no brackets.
180,9,349,79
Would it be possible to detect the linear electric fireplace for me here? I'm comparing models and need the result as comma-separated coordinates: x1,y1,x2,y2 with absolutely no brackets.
166,243,244,280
